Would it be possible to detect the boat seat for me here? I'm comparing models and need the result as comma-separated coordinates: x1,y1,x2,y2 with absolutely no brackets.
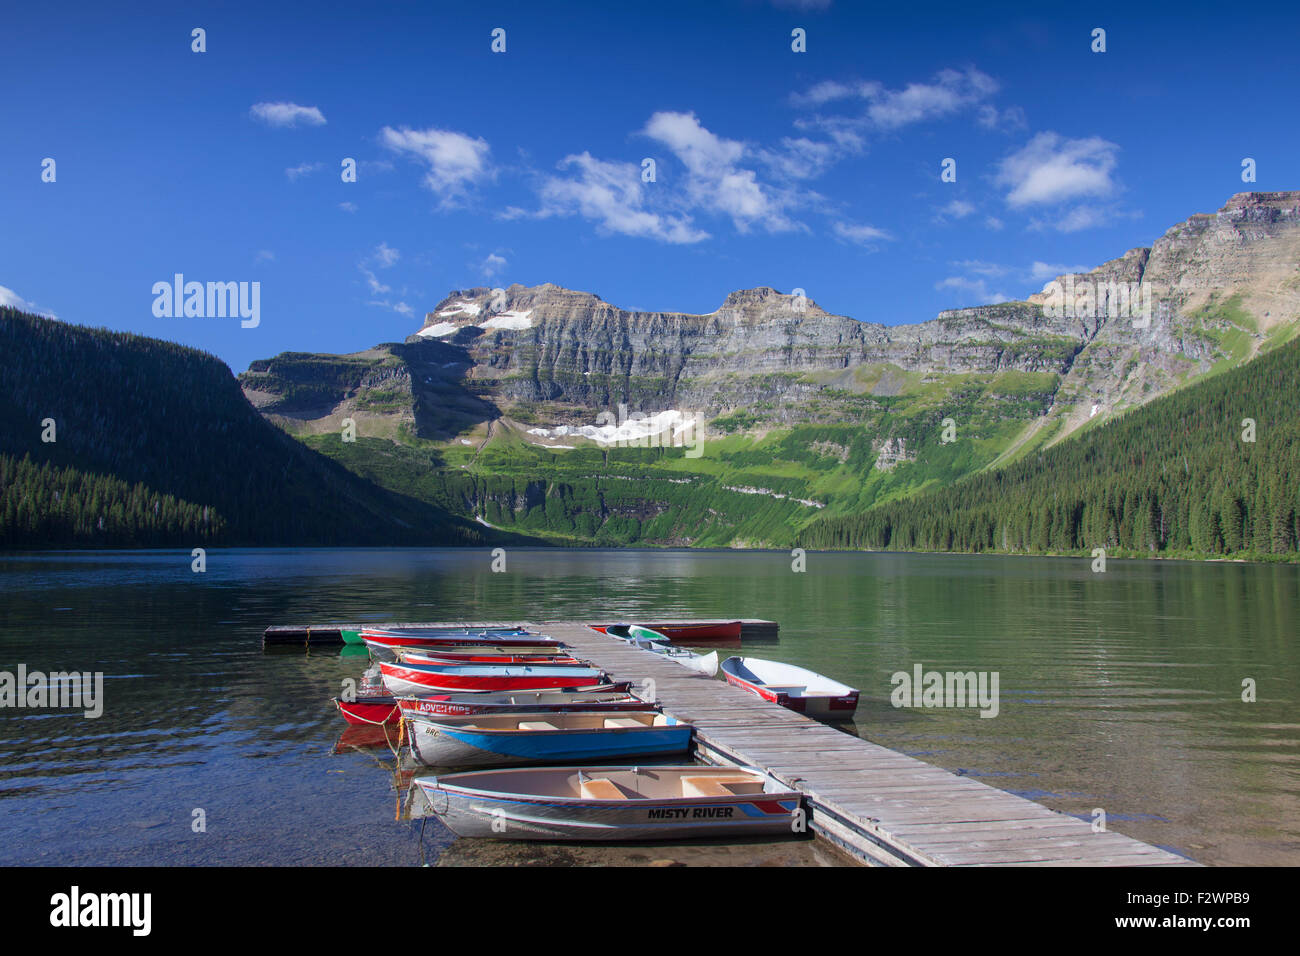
680,774,766,798
763,685,806,695
652,714,673,726
580,778,640,800
602,717,644,728
517,720,558,731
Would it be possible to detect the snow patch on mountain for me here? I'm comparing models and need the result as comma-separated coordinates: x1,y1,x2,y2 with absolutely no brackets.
527,409,695,445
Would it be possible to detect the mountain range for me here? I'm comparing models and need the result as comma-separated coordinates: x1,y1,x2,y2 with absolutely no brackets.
2,191,1297,554
237,191,1300,550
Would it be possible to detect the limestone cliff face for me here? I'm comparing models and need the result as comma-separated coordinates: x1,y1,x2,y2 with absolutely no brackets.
416,285,1085,419
1023,192,1300,431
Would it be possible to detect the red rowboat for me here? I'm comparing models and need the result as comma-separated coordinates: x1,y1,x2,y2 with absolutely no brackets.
380,661,608,695
361,629,568,650
399,648,585,666
334,682,639,726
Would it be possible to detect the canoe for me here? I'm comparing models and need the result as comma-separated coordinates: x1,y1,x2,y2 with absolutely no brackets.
593,621,743,643
621,629,718,676
334,685,645,726
413,765,803,841
405,710,691,767
379,660,608,696
342,626,533,645
720,656,859,721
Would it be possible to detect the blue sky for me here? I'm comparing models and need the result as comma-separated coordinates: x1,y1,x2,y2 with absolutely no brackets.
2,0,1297,373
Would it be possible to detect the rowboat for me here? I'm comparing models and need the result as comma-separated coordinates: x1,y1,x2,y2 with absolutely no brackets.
611,627,718,676
397,649,584,666
342,626,533,645
720,656,859,721
379,660,608,696
358,630,565,650
334,685,646,726
413,765,803,841
592,621,743,643
405,711,692,767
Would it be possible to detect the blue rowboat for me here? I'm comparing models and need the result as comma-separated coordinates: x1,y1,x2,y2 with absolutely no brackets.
412,765,804,841
405,710,692,767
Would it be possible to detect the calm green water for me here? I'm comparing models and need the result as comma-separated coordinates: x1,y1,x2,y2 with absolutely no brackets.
0,548,1296,865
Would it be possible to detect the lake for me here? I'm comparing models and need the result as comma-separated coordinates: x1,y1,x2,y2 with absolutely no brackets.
0,548,1295,866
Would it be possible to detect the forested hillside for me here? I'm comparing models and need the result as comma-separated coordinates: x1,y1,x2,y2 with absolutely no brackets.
0,308,490,548
798,337,1300,559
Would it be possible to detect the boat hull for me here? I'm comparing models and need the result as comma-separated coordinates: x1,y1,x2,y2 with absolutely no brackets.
415,767,802,841
397,648,583,665
406,715,691,767
380,661,607,695
343,626,533,645
336,685,645,725
362,632,563,650
720,656,859,721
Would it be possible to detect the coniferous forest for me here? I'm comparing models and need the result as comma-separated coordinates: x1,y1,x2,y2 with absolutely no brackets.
0,308,488,548
798,335,1300,559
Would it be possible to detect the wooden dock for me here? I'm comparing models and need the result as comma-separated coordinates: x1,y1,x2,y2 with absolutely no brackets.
540,622,1196,867
263,618,778,645
304,618,1198,867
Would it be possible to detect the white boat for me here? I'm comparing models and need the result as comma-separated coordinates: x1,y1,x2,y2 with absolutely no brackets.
720,657,859,721
413,765,803,841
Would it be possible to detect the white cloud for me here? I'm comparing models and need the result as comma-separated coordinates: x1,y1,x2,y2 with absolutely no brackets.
995,132,1120,208
793,68,999,130
0,284,55,318
1028,260,1091,282
250,102,326,128
481,253,507,279
760,136,839,181
977,104,1028,132
255,250,275,263
832,221,892,246
339,201,358,213
359,243,400,295
950,260,1011,278
381,126,493,205
936,199,976,221
984,216,1004,231
935,275,1008,305
368,299,413,316
941,259,1096,303
285,161,323,181
538,151,708,244
642,111,800,233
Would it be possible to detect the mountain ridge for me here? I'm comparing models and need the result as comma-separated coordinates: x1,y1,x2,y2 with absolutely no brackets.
224,190,1300,549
